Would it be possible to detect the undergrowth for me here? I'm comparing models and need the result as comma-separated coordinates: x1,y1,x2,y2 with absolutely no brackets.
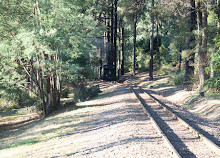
170,70,185,85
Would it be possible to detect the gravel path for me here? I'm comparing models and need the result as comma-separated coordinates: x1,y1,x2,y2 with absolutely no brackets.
0,84,172,158
71,85,172,158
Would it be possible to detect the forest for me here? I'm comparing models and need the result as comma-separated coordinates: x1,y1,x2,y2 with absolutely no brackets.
0,0,220,116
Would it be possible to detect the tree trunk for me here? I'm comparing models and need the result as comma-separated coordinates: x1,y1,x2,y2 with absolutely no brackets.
156,22,160,66
110,0,114,65
178,46,182,71
118,19,121,78
132,14,137,76
149,0,154,81
114,0,118,75
121,23,125,75
98,48,102,79
185,0,196,84
197,1,208,87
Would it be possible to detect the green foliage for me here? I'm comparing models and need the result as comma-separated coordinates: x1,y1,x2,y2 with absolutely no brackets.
157,64,173,74
136,47,150,72
73,83,100,102
170,71,185,85
213,37,220,71
0,0,103,112
62,88,70,98
204,75,220,92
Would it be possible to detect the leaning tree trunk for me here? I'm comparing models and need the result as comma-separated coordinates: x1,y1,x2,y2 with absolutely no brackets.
132,14,137,76
149,0,154,81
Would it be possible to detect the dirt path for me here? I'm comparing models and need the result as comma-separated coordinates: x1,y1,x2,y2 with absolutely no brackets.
0,84,172,158
0,73,219,157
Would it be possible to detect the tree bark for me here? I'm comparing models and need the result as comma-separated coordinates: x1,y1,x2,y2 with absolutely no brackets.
110,0,114,65
132,14,137,76
156,22,160,66
197,1,208,87
98,48,102,79
118,19,121,78
149,0,154,81
185,0,196,84
121,23,125,75
178,46,182,71
114,0,118,74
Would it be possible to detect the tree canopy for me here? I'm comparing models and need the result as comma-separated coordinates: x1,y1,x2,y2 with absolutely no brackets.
0,0,219,115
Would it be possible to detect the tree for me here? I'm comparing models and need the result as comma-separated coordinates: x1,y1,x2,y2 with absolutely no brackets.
149,0,155,80
185,0,196,84
197,0,208,87
0,0,102,115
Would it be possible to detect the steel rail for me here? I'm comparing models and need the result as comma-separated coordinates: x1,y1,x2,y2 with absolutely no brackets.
138,86,220,156
130,86,181,158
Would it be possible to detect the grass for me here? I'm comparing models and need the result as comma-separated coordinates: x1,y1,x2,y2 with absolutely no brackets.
0,107,96,151
88,88,115,101
0,107,38,125
5,137,40,149
205,92,220,99
142,74,175,90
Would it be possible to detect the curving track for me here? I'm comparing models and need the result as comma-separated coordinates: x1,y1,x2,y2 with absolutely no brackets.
130,86,220,158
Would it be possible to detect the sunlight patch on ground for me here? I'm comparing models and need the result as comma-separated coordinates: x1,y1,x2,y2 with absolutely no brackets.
0,104,99,158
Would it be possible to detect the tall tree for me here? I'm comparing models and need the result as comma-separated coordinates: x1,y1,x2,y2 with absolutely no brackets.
197,0,208,87
185,0,196,84
133,14,137,76
149,0,155,80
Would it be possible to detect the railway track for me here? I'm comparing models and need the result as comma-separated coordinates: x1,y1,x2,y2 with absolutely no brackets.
130,86,220,158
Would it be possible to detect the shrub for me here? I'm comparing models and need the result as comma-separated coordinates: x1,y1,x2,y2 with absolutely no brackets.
73,83,100,102
61,88,70,98
170,71,185,85
204,76,220,92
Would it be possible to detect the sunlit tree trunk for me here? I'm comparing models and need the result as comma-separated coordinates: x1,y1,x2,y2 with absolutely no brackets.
197,1,208,87
156,21,160,66
132,14,137,76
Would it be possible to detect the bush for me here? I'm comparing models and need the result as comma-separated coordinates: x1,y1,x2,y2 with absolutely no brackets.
157,64,173,74
170,71,185,85
204,76,220,92
0,86,36,111
61,88,70,98
0,99,19,112
73,83,101,102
